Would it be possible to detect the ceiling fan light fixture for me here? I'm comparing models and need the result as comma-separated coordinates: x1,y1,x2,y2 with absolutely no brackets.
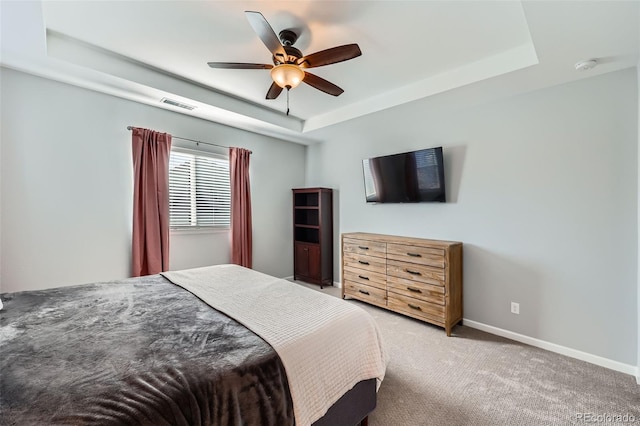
270,64,304,89
208,12,358,99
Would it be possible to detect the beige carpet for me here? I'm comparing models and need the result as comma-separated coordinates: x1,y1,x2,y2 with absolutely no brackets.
296,282,640,426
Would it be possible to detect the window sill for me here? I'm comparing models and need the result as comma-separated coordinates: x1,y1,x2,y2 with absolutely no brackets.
170,227,230,235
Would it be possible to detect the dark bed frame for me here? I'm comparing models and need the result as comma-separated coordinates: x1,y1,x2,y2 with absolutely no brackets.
312,378,376,426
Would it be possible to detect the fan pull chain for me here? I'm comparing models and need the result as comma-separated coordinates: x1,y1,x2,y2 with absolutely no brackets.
286,87,290,116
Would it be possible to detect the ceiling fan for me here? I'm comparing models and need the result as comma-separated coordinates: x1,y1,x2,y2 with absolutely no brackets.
207,11,362,108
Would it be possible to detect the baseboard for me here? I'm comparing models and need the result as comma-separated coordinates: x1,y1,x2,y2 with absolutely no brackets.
285,275,341,288
463,319,639,379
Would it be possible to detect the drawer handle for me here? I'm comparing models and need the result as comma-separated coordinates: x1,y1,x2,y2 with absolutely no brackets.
358,275,370,280
407,286,422,293
408,303,422,311
358,289,370,296
405,269,422,276
358,260,370,265
407,252,422,257
358,246,369,250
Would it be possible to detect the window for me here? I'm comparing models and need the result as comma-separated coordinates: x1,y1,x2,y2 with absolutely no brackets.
169,149,230,229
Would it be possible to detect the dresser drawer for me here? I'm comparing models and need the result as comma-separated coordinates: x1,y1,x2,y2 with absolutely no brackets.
343,252,386,275
343,238,386,258
387,276,445,305
343,280,387,308
387,260,445,285
388,292,445,323
344,267,386,289
387,243,445,268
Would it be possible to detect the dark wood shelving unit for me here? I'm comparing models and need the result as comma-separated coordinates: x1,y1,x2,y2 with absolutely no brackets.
292,188,333,288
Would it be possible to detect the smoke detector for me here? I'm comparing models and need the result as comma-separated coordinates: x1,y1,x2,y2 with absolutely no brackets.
574,59,598,71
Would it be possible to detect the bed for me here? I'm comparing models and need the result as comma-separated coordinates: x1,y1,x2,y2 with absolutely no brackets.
0,264,387,426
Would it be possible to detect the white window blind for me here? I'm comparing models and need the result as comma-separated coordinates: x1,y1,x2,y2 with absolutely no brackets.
169,149,230,229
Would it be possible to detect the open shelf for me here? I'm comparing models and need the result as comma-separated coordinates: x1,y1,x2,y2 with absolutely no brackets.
294,192,319,207
295,227,319,244
295,209,319,226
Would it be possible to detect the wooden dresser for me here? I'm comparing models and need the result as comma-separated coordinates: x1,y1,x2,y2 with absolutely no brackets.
341,232,463,336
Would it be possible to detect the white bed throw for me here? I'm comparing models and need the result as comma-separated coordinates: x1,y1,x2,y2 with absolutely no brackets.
162,264,388,426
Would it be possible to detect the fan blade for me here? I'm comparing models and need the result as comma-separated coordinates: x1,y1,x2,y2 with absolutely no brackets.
302,72,344,96
245,11,287,62
208,62,273,70
297,44,362,68
266,82,284,100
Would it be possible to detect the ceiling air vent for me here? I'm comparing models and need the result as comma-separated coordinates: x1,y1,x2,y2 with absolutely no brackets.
161,98,196,110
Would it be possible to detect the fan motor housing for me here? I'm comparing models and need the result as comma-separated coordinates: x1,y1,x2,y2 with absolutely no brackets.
279,29,298,46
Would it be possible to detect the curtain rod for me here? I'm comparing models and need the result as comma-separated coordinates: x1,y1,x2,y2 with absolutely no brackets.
126,126,252,154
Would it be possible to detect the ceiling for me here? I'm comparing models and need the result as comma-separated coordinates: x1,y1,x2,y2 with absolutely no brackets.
1,1,638,144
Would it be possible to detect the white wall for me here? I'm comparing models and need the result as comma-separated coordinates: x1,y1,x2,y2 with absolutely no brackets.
0,69,3,292
0,68,306,292
637,62,640,381
306,68,638,367
636,9,640,384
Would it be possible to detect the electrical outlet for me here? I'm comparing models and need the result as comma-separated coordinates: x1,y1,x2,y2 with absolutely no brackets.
511,302,520,315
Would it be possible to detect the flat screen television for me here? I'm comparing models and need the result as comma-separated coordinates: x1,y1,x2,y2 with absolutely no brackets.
362,147,446,203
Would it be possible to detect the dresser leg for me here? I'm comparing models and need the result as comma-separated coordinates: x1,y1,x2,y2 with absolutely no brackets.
446,326,451,337
360,416,368,426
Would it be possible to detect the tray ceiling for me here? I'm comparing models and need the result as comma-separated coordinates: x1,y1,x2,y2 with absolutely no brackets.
1,1,638,143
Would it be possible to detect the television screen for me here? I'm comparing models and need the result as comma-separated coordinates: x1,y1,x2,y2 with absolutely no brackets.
362,147,446,203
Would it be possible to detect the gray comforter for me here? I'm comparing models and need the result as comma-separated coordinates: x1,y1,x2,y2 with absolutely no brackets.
0,275,294,425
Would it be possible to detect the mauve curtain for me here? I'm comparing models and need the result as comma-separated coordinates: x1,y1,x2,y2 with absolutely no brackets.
131,127,172,277
229,147,252,268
